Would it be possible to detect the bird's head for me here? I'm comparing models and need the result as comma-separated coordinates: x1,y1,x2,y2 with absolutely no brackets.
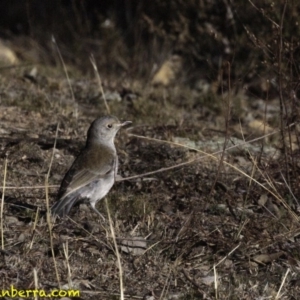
87,115,131,146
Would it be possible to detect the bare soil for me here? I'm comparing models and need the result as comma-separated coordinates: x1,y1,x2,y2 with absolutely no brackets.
1,64,300,300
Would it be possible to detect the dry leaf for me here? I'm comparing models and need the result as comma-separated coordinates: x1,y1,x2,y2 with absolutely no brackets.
120,236,147,255
252,252,284,264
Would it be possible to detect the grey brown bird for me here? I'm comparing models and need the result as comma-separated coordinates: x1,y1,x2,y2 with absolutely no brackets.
51,115,131,219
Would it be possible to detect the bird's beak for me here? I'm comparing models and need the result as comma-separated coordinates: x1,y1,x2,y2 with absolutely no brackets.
120,121,132,127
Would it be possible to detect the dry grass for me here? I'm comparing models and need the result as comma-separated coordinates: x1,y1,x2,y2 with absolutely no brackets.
1,68,299,298
1,1,300,299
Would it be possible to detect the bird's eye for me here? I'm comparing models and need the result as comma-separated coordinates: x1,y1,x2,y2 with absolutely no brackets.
107,124,113,129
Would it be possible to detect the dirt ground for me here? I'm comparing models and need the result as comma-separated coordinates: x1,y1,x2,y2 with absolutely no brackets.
1,56,300,300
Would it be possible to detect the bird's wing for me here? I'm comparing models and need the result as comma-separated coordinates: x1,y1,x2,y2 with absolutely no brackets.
63,166,112,197
52,159,115,217
59,155,116,200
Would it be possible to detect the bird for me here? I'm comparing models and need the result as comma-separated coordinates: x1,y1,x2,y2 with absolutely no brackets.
51,115,131,219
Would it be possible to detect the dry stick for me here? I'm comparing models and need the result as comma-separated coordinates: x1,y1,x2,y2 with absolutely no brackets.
280,171,299,206
0,124,294,191
242,156,257,212
62,241,73,288
235,218,250,241
141,240,161,256
247,146,292,221
66,216,112,251
2,185,58,190
45,122,61,287
239,120,257,212
0,138,276,189
276,268,290,299
33,268,38,300
209,61,231,197
209,242,240,298
247,0,279,28
277,1,289,182
214,264,218,300
211,243,240,272
260,79,269,162
29,207,40,250
90,54,110,114
159,268,172,300
52,36,77,116
182,269,205,293
249,154,295,222
105,198,124,300
238,122,258,220
123,128,282,182
0,124,298,220
126,130,299,222
0,158,8,250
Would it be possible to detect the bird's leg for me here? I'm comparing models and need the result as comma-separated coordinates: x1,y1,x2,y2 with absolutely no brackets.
90,204,106,221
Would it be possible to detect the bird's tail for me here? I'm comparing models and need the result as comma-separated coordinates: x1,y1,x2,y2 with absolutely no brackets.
51,194,80,217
